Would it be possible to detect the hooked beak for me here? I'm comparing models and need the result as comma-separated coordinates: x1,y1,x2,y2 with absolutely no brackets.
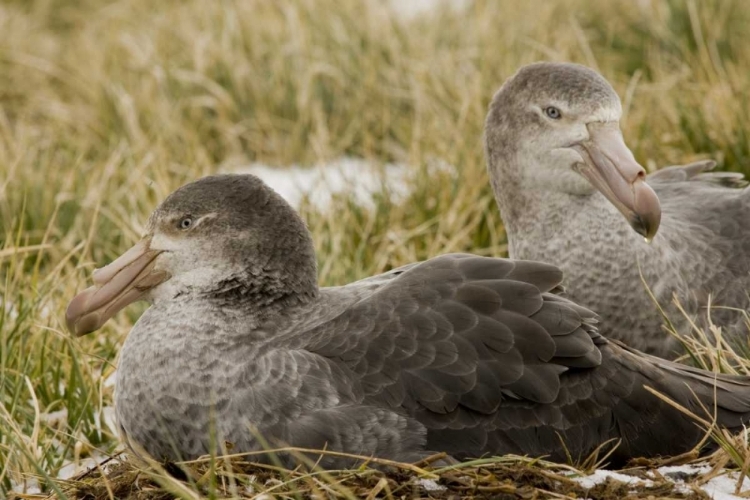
65,239,170,336
573,123,662,240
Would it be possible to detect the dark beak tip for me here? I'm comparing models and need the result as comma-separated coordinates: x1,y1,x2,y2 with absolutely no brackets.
65,310,85,337
65,301,80,336
631,214,660,241
65,318,76,336
67,313,102,337
65,288,99,336
630,179,662,241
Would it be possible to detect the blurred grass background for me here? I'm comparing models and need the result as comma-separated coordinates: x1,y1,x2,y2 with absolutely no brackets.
1,0,750,494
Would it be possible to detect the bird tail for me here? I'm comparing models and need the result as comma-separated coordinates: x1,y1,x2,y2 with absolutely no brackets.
618,340,750,436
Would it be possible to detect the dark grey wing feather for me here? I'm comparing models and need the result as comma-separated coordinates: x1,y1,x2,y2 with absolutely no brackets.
307,255,591,410
280,254,750,465
452,257,564,293
294,255,604,455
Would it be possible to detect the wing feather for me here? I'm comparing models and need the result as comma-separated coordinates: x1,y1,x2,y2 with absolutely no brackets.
287,253,750,464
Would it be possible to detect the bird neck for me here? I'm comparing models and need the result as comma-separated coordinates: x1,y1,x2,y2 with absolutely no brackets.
203,269,319,318
203,228,321,317
488,151,633,251
494,181,630,263
143,285,308,346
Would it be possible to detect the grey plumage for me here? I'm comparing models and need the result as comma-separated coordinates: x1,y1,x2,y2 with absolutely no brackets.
485,62,750,358
67,174,750,469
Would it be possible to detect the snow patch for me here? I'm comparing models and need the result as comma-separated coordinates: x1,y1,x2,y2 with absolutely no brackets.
702,473,750,500
572,469,653,489
389,0,471,19
56,453,112,481
571,463,748,499
10,478,41,495
416,478,447,491
10,407,122,494
11,452,120,494
226,157,454,211
102,405,118,436
39,409,69,426
658,463,712,476
104,369,117,388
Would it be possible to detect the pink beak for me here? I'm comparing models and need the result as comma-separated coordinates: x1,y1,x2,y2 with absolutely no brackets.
66,239,169,336
573,123,662,240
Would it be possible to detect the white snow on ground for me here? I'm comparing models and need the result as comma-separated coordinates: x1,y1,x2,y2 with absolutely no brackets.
571,463,749,499
102,405,118,436
39,409,69,425
10,451,120,494
56,453,114,482
10,430,749,498
657,463,750,499
226,157,454,211
104,369,117,388
10,407,122,494
416,477,447,491
702,473,750,500
36,406,119,438
657,463,712,475
572,469,654,489
389,0,471,19
11,478,42,495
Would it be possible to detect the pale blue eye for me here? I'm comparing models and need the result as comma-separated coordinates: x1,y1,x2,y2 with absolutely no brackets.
179,217,193,230
545,106,562,119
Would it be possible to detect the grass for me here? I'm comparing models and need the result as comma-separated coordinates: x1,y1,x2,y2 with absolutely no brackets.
1,0,750,497
53,451,741,500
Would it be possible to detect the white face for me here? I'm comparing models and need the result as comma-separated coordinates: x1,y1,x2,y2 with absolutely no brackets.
65,209,252,336
519,99,623,195
65,173,320,337
145,212,250,303
147,236,227,303
488,83,660,239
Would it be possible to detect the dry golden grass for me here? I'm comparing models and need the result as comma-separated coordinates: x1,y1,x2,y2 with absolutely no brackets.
52,452,727,500
2,0,750,497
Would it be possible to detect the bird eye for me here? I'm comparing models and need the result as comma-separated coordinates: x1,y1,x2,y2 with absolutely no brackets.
178,217,193,230
544,106,562,119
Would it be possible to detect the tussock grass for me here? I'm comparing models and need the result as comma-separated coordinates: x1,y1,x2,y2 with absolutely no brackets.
1,0,750,497
49,450,731,500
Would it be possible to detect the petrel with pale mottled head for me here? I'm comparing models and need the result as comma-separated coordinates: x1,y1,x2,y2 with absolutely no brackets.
67,174,750,468
485,62,750,358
